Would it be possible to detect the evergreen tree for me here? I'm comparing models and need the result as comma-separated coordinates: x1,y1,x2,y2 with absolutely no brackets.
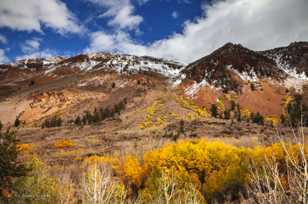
74,116,82,126
230,100,236,111
210,104,218,118
286,94,304,127
41,116,62,128
93,108,100,123
82,115,87,125
235,104,241,122
111,82,116,89
224,110,230,119
14,118,21,128
251,112,264,125
0,131,28,200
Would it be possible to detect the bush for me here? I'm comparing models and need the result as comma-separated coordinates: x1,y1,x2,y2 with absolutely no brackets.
53,139,75,149
11,157,71,204
82,139,306,203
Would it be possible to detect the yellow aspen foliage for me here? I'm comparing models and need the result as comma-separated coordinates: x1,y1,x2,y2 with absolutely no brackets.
265,116,280,126
241,108,251,120
282,95,293,114
119,156,144,186
174,96,209,118
17,143,35,152
81,139,306,203
53,139,75,149
216,98,225,113
140,100,165,129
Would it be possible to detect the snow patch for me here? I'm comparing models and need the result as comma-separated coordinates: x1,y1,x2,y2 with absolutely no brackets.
227,65,258,82
185,79,209,97
274,54,308,91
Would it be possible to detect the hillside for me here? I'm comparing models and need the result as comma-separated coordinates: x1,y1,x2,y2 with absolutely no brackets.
0,43,307,162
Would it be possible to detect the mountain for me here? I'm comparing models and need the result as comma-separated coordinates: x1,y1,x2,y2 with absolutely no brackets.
0,42,308,127
182,42,308,92
261,42,308,77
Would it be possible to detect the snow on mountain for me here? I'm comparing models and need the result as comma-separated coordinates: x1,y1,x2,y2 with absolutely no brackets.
2,42,308,93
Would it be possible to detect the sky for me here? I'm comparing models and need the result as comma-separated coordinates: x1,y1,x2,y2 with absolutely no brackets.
0,0,308,64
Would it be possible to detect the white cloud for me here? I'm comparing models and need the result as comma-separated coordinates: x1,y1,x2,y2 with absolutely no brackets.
86,31,147,55
21,38,41,53
87,0,308,63
0,49,9,64
0,34,7,44
0,0,82,34
172,11,179,19
88,0,143,30
16,49,58,60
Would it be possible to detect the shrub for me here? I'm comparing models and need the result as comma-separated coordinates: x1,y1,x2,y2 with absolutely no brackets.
143,140,249,202
11,157,67,204
16,143,35,153
53,139,75,149
81,139,306,203
82,164,126,204
246,141,307,204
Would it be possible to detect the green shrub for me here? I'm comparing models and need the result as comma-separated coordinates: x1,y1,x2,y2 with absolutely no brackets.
11,157,60,204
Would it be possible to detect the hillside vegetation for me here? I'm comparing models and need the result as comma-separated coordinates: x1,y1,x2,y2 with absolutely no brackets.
1,130,307,204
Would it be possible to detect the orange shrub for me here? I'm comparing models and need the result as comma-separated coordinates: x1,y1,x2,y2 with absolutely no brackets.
17,143,35,152
53,139,75,149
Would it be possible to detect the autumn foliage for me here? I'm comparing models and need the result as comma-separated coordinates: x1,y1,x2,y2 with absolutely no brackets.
83,139,307,203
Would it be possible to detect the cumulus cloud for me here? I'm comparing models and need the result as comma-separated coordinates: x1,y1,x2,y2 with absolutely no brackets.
21,38,41,53
86,31,147,55
16,49,58,61
87,0,308,63
0,49,9,64
0,35,7,44
88,0,143,30
0,0,82,34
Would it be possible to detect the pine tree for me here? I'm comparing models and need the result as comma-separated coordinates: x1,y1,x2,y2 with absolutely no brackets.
14,118,20,128
224,110,230,119
93,108,100,123
251,112,264,125
74,116,82,126
0,131,28,200
236,104,241,122
210,104,218,118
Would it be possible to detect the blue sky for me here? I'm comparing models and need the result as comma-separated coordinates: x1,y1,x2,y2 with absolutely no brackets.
0,0,308,64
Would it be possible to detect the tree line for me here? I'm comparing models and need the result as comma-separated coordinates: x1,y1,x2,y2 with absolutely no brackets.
74,98,127,126
210,101,264,125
